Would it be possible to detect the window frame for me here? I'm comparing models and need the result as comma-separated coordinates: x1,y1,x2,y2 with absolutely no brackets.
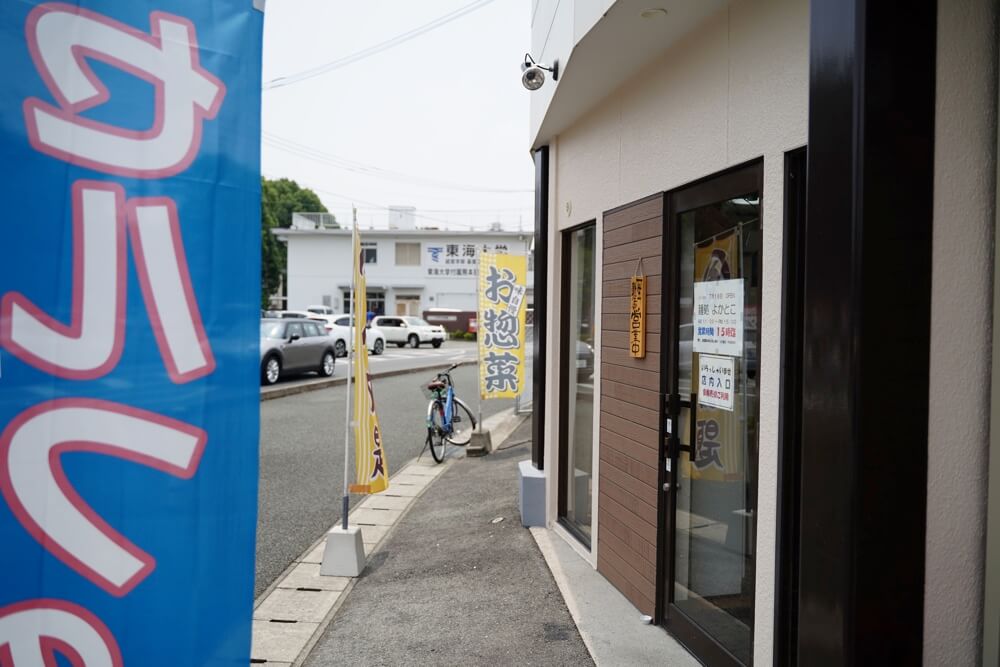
557,219,597,549
361,241,378,265
395,241,421,266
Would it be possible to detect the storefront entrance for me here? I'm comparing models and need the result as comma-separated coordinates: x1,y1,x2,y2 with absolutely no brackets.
660,162,762,666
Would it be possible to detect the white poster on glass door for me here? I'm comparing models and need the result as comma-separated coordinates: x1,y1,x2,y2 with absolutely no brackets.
693,278,744,356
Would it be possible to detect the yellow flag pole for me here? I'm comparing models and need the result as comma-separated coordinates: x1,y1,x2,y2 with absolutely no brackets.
476,247,483,431
342,208,357,530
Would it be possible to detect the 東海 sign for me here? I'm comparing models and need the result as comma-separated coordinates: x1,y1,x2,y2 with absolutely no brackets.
0,2,263,664
426,242,512,278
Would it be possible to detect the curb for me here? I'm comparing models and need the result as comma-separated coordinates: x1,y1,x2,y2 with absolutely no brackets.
260,359,476,402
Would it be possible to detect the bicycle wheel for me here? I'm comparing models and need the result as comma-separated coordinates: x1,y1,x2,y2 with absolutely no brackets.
445,400,476,446
427,400,447,463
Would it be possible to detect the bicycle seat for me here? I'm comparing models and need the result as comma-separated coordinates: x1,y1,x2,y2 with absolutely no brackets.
427,380,446,390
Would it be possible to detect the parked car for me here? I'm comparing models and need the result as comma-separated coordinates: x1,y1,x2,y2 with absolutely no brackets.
330,315,386,357
301,314,350,352
371,316,446,348
306,305,334,316
260,318,336,385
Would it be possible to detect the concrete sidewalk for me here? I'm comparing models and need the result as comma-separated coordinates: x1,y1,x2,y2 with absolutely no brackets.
302,418,593,666
263,412,694,666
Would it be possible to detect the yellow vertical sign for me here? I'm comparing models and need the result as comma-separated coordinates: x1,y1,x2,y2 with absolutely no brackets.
478,251,527,399
349,227,389,494
629,275,646,358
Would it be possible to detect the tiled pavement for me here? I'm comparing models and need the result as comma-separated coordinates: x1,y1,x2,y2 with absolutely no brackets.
250,456,451,665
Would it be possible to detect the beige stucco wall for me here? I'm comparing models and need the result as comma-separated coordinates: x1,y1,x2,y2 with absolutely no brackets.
926,0,998,663
540,0,808,663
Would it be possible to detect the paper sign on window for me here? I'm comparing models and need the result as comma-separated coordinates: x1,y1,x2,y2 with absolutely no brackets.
698,354,735,411
693,278,744,356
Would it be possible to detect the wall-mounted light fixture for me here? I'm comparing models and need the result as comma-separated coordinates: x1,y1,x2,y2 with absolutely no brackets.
521,53,558,91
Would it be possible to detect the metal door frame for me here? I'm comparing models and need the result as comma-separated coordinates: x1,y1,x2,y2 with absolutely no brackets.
657,159,763,667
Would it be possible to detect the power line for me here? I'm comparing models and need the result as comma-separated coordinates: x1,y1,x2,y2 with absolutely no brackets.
266,176,526,232
262,132,533,194
263,172,479,228
264,0,498,91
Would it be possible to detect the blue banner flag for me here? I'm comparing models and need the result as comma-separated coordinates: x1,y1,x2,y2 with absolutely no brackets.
0,1,263,664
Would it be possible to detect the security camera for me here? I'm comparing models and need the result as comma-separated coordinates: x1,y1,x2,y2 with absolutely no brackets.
521,63,545,90
521,54,558,91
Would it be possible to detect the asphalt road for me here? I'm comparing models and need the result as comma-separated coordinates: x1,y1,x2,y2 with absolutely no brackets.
304,418,593,666
256,362,514,597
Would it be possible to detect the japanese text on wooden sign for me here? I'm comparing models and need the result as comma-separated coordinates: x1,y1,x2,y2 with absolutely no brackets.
629,276,646,359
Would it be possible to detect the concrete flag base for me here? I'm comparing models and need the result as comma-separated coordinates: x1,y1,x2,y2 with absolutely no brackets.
467,430,493,457
320,526,366,577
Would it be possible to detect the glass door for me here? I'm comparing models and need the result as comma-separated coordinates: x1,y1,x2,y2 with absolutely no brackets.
661,163,762,666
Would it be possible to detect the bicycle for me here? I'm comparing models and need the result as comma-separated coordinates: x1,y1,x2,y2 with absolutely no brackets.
424,363,477,463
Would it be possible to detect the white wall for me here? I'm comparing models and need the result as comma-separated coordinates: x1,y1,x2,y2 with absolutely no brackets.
283,233,533,315
926,0,998,662
539,0,808,662
286,235,353,311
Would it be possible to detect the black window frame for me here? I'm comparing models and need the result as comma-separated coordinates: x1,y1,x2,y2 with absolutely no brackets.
557,219,597,549
361,241,378,264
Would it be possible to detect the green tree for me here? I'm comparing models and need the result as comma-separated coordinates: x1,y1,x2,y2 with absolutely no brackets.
261,205,283,308
260,177,335,308
262,177,332,228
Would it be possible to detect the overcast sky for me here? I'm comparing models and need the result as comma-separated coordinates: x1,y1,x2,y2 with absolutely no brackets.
261,1,534,231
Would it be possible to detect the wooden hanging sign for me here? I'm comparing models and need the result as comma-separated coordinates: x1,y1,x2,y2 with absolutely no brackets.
629,263,647,359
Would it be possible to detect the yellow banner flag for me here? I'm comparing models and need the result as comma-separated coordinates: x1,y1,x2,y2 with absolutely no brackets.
478,251,528,399
349,227,388,494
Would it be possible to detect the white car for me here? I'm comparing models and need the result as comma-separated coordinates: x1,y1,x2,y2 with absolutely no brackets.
306,305,334,316
371,316,446,349
329,315,386,357
277,311,351,355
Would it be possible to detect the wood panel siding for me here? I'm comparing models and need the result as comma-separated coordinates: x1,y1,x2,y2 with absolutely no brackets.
601,379,660,411
603,274,663,298
598,193,663,617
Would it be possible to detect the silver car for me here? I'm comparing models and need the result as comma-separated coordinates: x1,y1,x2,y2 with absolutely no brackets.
260,318,336,385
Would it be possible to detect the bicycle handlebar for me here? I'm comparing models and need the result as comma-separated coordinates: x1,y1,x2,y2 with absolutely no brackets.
430,363,461,384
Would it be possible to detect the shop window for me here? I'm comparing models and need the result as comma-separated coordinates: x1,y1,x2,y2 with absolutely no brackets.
395,242,421,266
558,222,596,546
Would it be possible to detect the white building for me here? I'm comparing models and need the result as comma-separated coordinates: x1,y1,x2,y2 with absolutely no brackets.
274,219,533,316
